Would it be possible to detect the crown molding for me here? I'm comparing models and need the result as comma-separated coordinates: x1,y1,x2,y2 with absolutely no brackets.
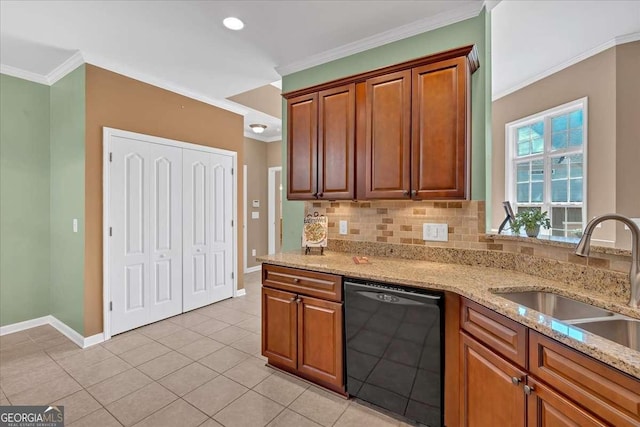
0,63,49,85
48,51,84,84
275,2,484,76
493,32,640,101
244,131,282,143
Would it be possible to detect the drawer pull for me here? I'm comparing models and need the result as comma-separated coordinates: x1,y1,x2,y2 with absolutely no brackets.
511,377,522,385
293,278,300,283
524,385,534,395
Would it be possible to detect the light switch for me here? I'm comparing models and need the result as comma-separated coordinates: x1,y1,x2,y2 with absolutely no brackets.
73,218,78,233
423,223,448,242
252,211,259,219
252,249,257,256
339,220,348,235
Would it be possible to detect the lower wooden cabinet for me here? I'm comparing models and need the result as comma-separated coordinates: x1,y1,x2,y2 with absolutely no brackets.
460,332,526,427
261,285,344,393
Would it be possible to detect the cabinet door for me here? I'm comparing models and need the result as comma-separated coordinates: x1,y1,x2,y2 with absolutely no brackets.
527,377,608,426
460,332,526,427
364,70,411,199
412,57,469,199
262,287,297,370
318,84,355,200
287,93,318,200
297,296,343,388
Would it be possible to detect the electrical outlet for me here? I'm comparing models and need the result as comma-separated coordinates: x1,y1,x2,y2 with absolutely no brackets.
252,249,256,256
339,220,348,235
423,223,448,242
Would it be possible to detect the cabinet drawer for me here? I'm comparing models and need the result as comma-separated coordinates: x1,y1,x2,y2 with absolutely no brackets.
460,298,527,368
262,264,342,302
529,331,640,426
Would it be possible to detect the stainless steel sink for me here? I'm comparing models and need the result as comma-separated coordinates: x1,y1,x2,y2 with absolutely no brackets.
497,291,614,320
574,318,640,351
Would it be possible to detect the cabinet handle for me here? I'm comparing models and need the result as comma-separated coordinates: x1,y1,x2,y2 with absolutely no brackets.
411,190,417,197
511,377,522,385
317,192,323,198
295,297,302,303
524,385,534,395
312,192,318,198
403,190,410,196
293,278,300,283
290,297,297,302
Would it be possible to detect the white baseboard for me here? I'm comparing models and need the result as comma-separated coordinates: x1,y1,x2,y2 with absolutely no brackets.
245,265,262,274
0,315,104,349
235,289,247,297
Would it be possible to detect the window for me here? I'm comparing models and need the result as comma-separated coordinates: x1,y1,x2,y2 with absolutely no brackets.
506,98,587,238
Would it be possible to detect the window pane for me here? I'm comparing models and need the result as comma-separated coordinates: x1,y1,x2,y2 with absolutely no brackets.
531,160,544,182
517,183,529,203
552,179,568,202
551,131,568,150
518,126,531,141
570,178,583,202
552,207,583,237
531,137,544,154
569,129,583,147
552,115,568,132
567,207,582,223
517,163,529,182
569,154,583,178
552,157,568,179
551,207,565,236
569,110,583,128
531,182,543,202
531,121,544,136
518,141,530,156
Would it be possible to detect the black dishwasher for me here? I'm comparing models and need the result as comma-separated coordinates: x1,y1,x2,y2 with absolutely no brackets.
344,278,443,426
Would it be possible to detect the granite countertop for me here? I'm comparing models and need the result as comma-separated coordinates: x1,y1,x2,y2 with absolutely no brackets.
258,251,640,380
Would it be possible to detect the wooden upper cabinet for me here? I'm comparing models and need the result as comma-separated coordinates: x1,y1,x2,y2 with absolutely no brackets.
364,70,412,199
412,56,470,199
287,93,318,200
318,84,355,200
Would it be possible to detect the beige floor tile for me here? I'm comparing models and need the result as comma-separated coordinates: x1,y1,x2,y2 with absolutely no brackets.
102,332,154,355
198,419,224,427
67,356,131,387
0,331,31,348
9,372,82,405
107,382,177,426
213,390,283,427
167,312,210,328
229,333,261,355
57,345,114,371
45,341,85,361
223,357,273,388
53,389,102,424
36,334,73,349
199,305,255,324
207,326,252,345
253,372,309,406
86,368,153,405
183,375,248,416
188,318,231,336
198,346,250,373
267,409,322,427
0,352,53,382
119,341,171,366
0,340,45,362
137,320,184,340
234,316,261,334
1,358,66,396
26,325,63,342
133,398,208,427
0,396,10,406
334,403,401,427
158,363,218,396
289,387,350,427
69,408,122,427
157,329,204,350
176,337,225,361
137,351,192,380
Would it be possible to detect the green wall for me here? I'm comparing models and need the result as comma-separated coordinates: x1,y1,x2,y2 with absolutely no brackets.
0,74,52,326
50,66,86,335
281,11,490,251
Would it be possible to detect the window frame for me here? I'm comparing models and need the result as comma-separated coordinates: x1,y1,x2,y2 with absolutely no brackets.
505,97,588,237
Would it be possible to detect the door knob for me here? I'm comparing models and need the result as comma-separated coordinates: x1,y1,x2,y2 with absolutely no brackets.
159,254,165,258
196,248,201,253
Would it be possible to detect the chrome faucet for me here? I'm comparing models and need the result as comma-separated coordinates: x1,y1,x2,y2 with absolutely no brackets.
575,214,640,308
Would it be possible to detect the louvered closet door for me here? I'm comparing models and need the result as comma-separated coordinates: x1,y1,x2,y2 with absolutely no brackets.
109,137,183,335
183,149,234,311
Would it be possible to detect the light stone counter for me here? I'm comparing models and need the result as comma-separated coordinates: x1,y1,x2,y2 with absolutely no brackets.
258,250,640,379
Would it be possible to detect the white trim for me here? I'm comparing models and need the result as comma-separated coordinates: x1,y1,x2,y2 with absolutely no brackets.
243,165,249,274
268,166,282,255
245,265,262,274
235,288,247,297
102,127,239,338
0,64,49,85
47,51,85,84
0,316,104,348
270,80,282,90
275,2,483,76
0,316,50,336
493,32,640,101
243,131,282,143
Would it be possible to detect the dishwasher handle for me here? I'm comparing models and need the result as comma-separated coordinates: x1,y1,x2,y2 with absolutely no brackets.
344,281,441,301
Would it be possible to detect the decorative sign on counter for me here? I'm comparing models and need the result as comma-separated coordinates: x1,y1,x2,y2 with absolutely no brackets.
302,212,328,255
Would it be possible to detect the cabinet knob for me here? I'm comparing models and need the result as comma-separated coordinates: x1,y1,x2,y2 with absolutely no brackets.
403,190,410,196
290,297,297,302
317,192,323,198
312,193,318,198
293,278,300,283
511,377,522,385
524,385,534,395
411,190,417,197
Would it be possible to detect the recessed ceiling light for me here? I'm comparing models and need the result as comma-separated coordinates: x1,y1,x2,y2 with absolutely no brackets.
223,17,244,31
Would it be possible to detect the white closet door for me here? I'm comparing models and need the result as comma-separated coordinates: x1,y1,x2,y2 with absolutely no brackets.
183,149,234,311
109,137,182,335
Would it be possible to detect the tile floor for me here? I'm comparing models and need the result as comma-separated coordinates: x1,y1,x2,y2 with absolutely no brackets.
0,271,409,426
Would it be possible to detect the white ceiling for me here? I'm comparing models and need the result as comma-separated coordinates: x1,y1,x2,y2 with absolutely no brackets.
492,0,640,100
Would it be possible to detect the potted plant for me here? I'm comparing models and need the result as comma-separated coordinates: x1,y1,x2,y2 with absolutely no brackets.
511,210,551,238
